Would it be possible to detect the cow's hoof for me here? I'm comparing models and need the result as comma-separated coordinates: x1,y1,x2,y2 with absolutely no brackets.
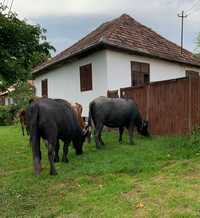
62,158,69,163
129,142,135,145
50,170,57,176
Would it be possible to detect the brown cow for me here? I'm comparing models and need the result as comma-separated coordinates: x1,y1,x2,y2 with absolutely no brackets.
72,102,84,129
72,102,91,143
19,109,28,136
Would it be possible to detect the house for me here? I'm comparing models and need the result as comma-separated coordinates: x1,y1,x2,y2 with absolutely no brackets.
0,86,15,106
33,14,200,116
0,80,34,106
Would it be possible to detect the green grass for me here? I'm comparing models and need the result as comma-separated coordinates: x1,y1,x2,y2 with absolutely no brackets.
1,125,200,217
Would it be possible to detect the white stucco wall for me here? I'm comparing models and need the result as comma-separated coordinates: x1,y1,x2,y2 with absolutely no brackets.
34,50,108,116
34,49,200,116
4,96,14,106
106,50,200,90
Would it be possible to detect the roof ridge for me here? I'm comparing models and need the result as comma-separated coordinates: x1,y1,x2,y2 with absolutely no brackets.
134,19,193,56
111,13,198,60
34,17,118,71
33,14,200,74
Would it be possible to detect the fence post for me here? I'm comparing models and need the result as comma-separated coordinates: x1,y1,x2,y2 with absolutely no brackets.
146,84,150,121
188,77,192,133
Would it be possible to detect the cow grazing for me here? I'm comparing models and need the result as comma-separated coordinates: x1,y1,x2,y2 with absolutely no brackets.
19,109,29,136
72,102,85,129
72,102,91,143
26,98,89,176
88,96,149,148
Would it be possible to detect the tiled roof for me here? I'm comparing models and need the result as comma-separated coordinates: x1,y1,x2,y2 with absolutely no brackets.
33,14,200,75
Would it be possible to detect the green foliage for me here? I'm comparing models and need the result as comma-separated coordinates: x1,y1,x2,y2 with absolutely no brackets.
0,82,35,125
1,127,200,217
0,5,55,91
9,82,34,111
0,105,17,125
191,127,200,143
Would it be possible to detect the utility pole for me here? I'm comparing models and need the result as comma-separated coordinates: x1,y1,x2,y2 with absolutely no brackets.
178,10,188,54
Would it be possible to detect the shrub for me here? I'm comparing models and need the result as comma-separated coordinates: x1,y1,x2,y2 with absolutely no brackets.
0,105,18,125
190,127,200,147
9,82,34,110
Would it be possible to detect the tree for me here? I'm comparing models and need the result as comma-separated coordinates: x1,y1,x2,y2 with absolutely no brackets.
0,4,55,91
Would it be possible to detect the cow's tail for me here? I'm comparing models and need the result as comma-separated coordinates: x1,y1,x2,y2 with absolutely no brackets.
87,102,94,129
87,102,95,143
28,103,42,175
29,103,39,134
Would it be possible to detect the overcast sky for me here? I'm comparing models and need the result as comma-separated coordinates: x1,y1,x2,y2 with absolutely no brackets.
5,0,200,55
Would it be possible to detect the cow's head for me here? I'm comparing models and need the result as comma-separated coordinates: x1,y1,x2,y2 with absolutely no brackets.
74,126,90,155
138,120,149,137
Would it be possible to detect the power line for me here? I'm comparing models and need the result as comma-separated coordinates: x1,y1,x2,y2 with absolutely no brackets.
8,0,14,15
2,0,6,7
185,0,200,14
3,0,9,8
187,4,200,17
177,10,188,54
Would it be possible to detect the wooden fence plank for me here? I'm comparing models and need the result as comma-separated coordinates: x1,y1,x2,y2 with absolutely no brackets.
120,77,200,135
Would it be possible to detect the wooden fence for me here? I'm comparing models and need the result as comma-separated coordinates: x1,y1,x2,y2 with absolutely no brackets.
109,77,200,135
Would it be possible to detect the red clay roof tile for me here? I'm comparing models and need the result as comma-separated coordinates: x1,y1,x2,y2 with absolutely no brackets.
33,14,200,75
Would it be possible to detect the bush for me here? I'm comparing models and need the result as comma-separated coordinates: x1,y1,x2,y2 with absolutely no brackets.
190,127,200,147
0,105,18,125
9,82,34,110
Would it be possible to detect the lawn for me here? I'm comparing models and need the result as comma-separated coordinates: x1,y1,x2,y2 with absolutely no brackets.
1,125,200,218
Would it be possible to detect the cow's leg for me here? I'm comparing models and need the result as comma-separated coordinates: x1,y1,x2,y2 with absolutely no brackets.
99,126,105,146
39,149,42,161
31,135,41,176
127,125,134,145
47,141,57,175
99,136,105,146
54,139,60,162
119,127,124,143
21,123,25,136
86,130,91,143
62,140,71,163
43,126,58,175
95,123,104,149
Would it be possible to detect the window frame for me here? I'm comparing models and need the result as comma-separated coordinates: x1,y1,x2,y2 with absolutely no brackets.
80,64,93,92
131,61,150,86
41,79,48,97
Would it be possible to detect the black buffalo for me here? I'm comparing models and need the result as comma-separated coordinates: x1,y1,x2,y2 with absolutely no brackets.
88,96,149,148
26,98,88,176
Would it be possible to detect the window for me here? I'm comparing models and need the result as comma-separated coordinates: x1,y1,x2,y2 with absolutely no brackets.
131,61,150,86
0,96,5,105
80,64,92,91
186,70,199,79
41,79,48,97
